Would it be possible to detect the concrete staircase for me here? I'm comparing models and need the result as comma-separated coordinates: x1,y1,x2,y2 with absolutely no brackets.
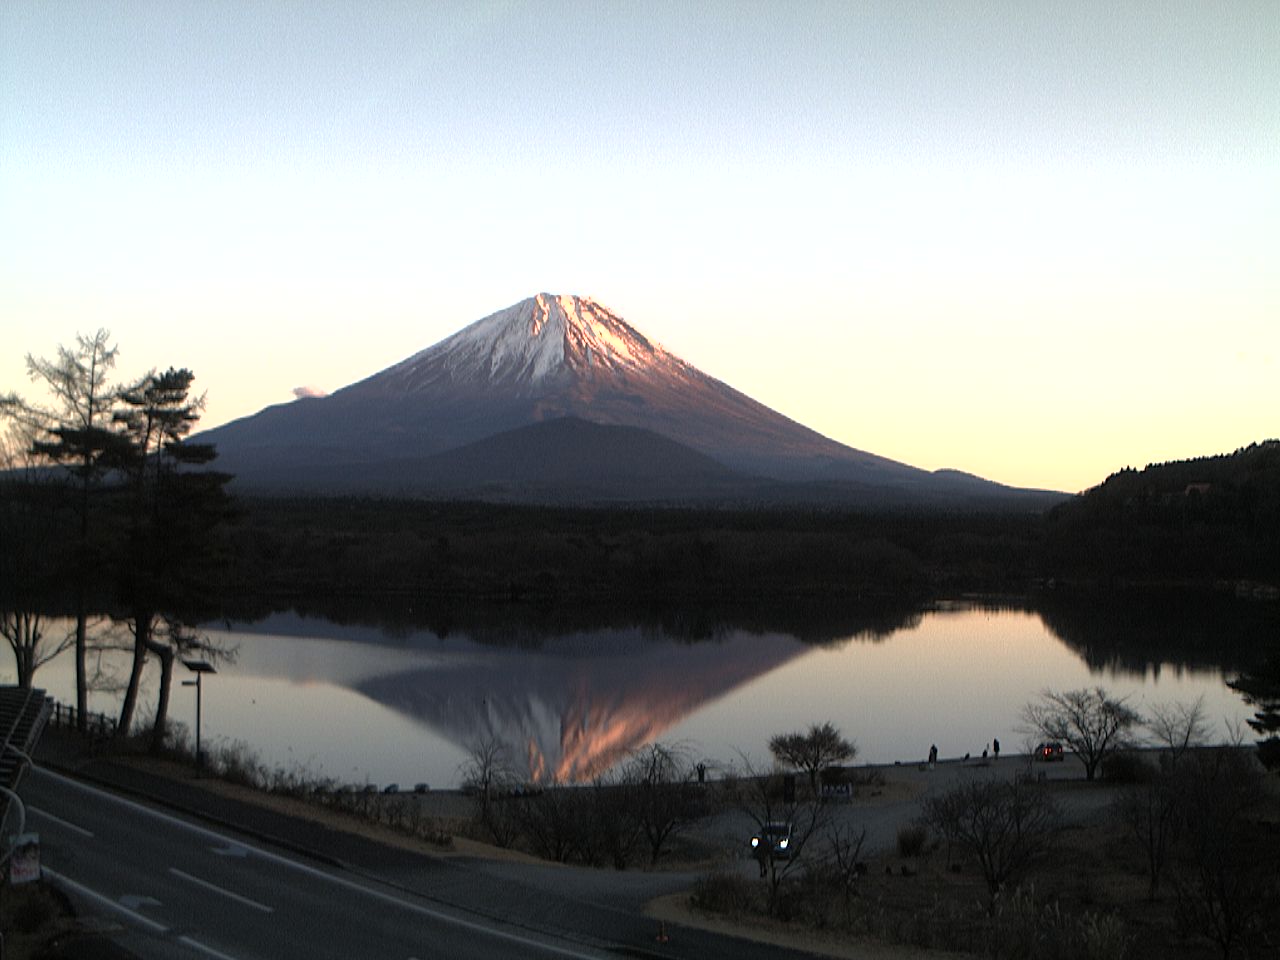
0,685,54,793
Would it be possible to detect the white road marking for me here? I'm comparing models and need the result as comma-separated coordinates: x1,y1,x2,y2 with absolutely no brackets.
42,867,169,935
120,894,162,911
178,934,245,960
30,805,95,837
169,866,274,913
36,767,607,960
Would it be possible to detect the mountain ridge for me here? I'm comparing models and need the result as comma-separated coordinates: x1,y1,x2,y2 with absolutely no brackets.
199,293,1064,507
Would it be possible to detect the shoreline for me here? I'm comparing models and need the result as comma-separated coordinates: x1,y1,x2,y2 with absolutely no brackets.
37,728,1254,960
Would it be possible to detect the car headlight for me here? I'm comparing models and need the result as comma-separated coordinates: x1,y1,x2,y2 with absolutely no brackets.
779,838,789,849
750,837,760,848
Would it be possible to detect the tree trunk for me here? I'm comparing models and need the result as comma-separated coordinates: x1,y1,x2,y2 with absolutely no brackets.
12,646,32,690
117,612,153,739
147,641,174,755
76,458,92,732
15,612,35,689
75,601,88,732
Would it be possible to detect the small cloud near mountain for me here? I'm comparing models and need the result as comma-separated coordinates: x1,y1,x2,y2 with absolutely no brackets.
292,385,328,400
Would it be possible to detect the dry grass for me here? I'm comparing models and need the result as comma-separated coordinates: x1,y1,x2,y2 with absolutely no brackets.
672,786,1280,960
76,740,1280,960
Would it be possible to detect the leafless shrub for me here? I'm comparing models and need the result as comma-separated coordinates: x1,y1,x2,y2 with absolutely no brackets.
923,777,1059,908
575,773,641,869
1171,747,1279,959
690,870,759,917
515,785,584,863
476,795,523,849
1111,757,1179,899
825,821,869,910
1145,696,1211,767
896,823,929,858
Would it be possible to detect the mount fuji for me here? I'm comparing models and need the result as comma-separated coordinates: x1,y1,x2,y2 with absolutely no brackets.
200,293,1060,507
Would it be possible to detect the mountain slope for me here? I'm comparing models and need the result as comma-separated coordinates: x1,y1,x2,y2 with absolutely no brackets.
233,418,755,502
200,293,1059,505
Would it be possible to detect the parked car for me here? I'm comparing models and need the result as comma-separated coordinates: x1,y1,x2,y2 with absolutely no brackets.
750,821,795,859
1035,741,1065,762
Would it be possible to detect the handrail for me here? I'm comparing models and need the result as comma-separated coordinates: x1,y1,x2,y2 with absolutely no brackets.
0,685,38,765
0,785,28,867
0,688,43,869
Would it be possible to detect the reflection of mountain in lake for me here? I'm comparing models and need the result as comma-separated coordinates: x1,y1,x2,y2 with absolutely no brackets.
226,595,925,651
183,594,1268,787
356,629,808,783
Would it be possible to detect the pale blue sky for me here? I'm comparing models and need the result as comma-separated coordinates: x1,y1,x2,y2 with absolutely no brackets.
3,1,1277,491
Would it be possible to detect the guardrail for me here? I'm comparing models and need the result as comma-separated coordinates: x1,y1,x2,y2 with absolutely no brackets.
47,700,118,739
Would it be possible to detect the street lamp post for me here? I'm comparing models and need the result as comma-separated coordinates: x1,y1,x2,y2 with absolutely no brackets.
181,659,216,776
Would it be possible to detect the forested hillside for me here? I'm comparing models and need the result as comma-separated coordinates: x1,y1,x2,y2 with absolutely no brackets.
1040,441,1280,584
6,442,1277,623
213,498,1041,606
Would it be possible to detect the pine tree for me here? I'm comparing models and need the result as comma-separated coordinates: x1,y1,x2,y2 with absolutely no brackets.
1229,659,1280,770
111,368,233,745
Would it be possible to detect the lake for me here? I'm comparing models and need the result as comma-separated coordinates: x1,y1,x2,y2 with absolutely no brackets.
20,592,1272,789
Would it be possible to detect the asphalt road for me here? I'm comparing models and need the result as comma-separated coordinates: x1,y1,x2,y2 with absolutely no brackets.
28,768,619,960
24,767,828,960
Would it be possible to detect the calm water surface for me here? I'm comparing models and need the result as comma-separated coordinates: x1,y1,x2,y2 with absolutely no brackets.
24,602,1261,789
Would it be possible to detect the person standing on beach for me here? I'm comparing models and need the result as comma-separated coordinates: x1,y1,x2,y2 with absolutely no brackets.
993,737,1000,762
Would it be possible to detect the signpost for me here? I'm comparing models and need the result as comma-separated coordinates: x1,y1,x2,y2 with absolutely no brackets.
9,833,39,884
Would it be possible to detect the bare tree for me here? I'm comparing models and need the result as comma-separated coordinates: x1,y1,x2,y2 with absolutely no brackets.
4,330,122,728
1111,694,1215,898
1146,696,1211,767
768,721,857,798
459,736,531,849
922,777,1059,909
1022,687,1142,781
0,411,44,476
727,752,829,914
623,742,703,865
0,447,74,687
1171,747,1279,958
1113,760,1180,900
1,612,73,689
459,736,518,819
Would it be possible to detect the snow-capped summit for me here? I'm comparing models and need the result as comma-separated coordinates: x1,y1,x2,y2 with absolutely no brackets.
372,293,685,395
328,291,887,477
199,293,1057,505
